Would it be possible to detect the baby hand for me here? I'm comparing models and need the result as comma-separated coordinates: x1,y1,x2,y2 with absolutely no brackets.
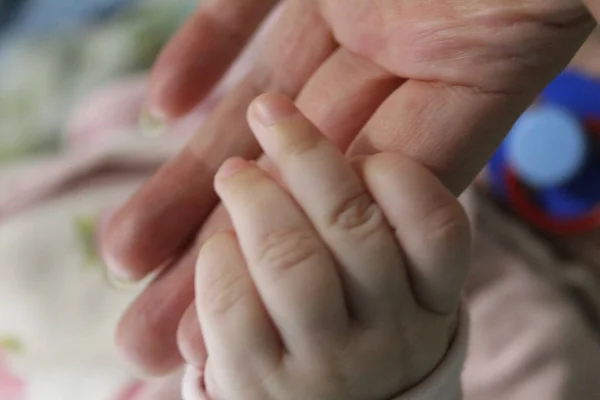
185,94,470,400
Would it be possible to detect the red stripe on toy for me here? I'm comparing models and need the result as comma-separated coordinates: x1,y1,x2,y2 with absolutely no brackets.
505,168,600,235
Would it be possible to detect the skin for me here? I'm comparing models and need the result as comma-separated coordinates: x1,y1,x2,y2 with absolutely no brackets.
189,93,470,399
102,0,600,375
572,27,600,75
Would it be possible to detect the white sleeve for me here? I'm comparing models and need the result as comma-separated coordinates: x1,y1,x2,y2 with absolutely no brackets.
391,306,468,400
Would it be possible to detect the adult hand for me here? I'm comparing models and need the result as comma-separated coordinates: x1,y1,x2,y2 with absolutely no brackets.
102,0,596,375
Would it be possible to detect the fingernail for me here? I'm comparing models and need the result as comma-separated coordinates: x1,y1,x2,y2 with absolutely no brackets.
106,269,137,290
102,253,137,282
97,211,137,282
139,107,166,137
251,95,298,126
216,157,249,180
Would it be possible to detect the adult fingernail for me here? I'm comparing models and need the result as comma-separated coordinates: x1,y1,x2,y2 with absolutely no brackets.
139,107,166,137
106,268,138,290
97,210,138,283
102,253,138,282
251,94,298,126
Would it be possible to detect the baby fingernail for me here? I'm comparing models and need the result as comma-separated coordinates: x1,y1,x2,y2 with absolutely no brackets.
216,157,249,180
251,94,298,126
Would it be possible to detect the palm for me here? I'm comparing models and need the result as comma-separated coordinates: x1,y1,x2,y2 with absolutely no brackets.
323,0,587,92
108,0,594,376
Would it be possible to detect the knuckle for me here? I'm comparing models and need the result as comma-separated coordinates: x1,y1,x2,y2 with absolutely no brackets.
200,269,247,316
197,234,247,316
328,192,386,239
257,228,320,275
422,199,470,247
282,132,323,158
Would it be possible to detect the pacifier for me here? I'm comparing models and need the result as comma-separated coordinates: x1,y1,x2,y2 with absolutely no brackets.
487,69,600,235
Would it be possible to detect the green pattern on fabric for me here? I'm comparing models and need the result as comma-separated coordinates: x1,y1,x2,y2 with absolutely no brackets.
75,213,101,267
74,213,138,291
0,335,24,354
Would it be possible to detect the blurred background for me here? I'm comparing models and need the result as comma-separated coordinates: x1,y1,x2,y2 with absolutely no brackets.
0,0,197,162
0,1,200,399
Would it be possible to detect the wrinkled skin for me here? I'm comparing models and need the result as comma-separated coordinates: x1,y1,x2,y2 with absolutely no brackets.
102,0,598,377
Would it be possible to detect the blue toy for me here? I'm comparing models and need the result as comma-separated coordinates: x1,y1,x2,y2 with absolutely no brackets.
488,69,600,234
540,69,600,120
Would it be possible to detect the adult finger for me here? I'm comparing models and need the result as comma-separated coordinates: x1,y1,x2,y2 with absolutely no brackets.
148,0,279,121
115,250,196,375
116,203,231,374
295,48,400,151
348,14,593,195
103,0,336,280
349,81,529,194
